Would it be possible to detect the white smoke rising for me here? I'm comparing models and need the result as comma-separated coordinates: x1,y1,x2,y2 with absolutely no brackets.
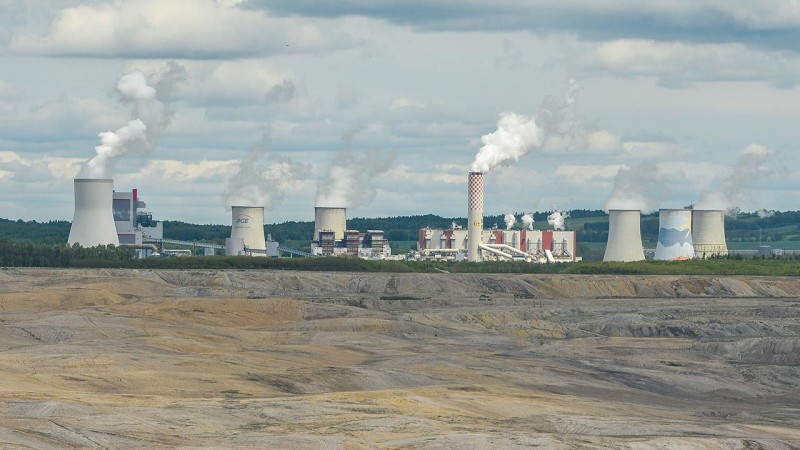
695,144,775,211
315,130,396,209
521,213,534,231
470,79,583,173
604,162,670,213
547,209,570,231
757,208,775,219
225,131,310,210
504,212,516,230
80,63,185,178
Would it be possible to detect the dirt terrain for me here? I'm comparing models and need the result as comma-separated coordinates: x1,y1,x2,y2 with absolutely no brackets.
0,268,799,449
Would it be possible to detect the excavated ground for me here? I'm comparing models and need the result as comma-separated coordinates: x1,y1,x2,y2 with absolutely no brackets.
0,269,799,449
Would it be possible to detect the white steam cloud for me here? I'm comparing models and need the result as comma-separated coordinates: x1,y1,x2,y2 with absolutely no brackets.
605,162,670,213
80,62,185,178
470,80,581,173
695,144,775,212
504,212,516,230
521,213,534,231
547,209,570,231
315,130,396,209
757,208,775,219
225,131,310,210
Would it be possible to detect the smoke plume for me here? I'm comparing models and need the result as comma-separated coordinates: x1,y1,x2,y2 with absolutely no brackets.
695,144,775,212
225,131,310,210
521,213,534,231
605,162,669,213
80,62,185,178
547,209,570,231
315,130,396,209
470,80,582,173
504,212,516,230
757,208,775,219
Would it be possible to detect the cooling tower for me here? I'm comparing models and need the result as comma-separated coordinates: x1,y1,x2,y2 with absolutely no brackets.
467,172,484,262
313,207,347,241
230,206,266,256
67,178,120,247
654,209,695,261
692,209,728,258
603,210,645,262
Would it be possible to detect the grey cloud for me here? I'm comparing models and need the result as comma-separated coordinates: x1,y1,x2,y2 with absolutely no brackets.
245,0,800,51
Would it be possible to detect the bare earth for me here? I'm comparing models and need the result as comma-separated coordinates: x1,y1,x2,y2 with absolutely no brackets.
0,268,799,449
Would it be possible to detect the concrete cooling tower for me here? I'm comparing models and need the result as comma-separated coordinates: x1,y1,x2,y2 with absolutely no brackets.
654,209,695,261
314,207,347,241
603,210,645,262
67,178,120,247
230,206,266,256
692,209,728,258
467,172,484,262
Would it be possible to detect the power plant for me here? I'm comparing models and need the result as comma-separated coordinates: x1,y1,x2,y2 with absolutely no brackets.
654,208,695,261
68,178,120,247
313,207,347,242
229,206,268,256
692,209,728,259
310,206,392,258
603,210,645,262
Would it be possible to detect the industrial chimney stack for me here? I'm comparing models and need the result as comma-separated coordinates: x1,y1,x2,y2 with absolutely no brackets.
692,209,728,258
230,206,267,256
67,178,120,247
654,208,695,261
603,209,645,262
467,172,484,262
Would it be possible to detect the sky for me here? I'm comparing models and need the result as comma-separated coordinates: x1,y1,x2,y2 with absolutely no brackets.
0,0,798,224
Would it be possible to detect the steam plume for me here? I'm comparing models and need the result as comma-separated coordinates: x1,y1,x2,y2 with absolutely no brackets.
605,162,669,213
226,131,310,209
504,212,516,230
80,62,185,178
757,208,775,219
470,80,581,173
315,130,396,208
521,213,534,231
547,209,570,231
695,144,775,212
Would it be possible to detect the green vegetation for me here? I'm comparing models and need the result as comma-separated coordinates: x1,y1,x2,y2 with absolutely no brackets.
0,240,134,267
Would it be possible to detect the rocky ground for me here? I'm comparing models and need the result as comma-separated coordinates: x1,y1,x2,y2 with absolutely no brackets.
0,268,799,449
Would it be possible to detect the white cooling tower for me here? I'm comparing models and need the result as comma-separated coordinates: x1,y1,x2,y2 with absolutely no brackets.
467,172,484,262
603,210,645,262
314,207,347,241
654,209,695,261
692,209,728,259
230,206,266,256
67,178,120,247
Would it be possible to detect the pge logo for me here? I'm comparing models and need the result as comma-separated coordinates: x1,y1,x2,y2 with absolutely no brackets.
236,214,252,224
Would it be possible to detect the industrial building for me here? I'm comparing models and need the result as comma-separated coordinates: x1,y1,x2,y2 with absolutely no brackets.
310,207,392,258
415,227,577,263
113,188,163,257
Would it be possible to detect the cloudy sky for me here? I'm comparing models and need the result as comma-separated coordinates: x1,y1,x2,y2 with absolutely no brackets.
1,0,797,224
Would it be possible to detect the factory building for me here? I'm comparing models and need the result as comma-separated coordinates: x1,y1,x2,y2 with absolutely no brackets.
113,188,163,257
310,207,392,258
415,227,577,263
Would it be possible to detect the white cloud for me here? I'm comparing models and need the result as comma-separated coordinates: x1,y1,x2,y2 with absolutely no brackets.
555,164,624,184
622,141,691,159
9,0,353,58
124,159,239,183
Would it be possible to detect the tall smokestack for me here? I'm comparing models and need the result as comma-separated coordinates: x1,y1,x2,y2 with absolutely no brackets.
467,172,484,262
692,209,728,259
603,210,645,262
654,208,695,261
314,207,347,242
230,206,267,256
67,178,120,247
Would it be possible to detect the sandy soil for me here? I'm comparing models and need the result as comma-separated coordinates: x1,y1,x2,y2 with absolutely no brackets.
0,268,799,449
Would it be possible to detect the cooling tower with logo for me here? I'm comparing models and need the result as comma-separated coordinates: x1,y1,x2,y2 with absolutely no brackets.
67,178,120,247
467,172,484,262
603,210,645,262
314,207,347,241
692,209,728,258
230,206,266,256
654,208,695,261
